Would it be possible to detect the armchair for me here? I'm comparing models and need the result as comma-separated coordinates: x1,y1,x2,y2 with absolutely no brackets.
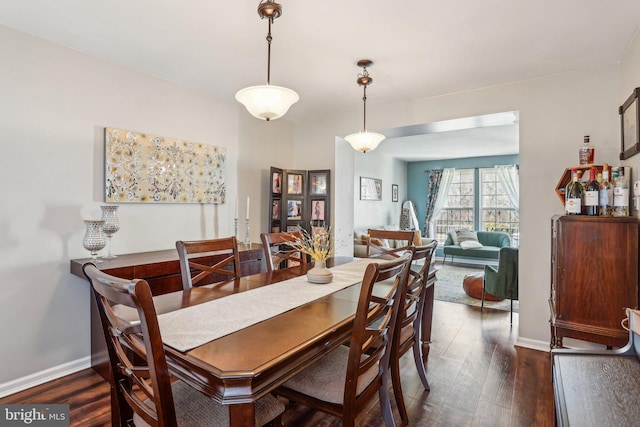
482,247,519,324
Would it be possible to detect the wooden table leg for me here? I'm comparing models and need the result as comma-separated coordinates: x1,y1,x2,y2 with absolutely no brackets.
229,402,255,427
421,283,435,344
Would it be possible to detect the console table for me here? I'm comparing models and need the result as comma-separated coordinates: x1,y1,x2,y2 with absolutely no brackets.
70,243,265,379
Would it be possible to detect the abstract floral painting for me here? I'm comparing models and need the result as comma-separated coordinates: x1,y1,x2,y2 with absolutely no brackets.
104,127,226,204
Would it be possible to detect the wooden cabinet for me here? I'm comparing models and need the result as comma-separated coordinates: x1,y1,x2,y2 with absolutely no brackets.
550,215,639,348
71,244,265,379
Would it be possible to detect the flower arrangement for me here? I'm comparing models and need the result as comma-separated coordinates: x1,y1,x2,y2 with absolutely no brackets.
287,226,335,263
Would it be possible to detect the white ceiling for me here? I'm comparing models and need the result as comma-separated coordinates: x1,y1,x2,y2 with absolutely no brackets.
376,111,519,161
1,0,638,160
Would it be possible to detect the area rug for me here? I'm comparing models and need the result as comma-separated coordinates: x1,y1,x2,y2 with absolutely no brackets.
434,263,519,312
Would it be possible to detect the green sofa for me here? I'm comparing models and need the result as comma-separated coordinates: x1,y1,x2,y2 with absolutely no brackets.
443,231,512,264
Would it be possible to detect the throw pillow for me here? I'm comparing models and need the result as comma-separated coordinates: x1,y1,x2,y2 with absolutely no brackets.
456,230,479,243
459,240,483,249
448,230,460,245
362,235,385,247
412,231,422,246
370,237,385,247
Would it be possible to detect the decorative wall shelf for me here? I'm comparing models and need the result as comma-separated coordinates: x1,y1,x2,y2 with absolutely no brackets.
554,165,603,206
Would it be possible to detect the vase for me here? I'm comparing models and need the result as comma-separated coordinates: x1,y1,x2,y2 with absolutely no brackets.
101,205,120,259
83,220,106,263
307,261,333,284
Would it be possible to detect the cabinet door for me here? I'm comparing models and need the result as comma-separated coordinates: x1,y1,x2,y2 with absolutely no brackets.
555,217,637,339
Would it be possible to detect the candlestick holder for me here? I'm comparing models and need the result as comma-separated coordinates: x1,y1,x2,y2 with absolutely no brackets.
234,218,239,240
244,219,251,247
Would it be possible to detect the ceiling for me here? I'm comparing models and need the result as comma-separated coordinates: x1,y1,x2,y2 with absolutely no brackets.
1,1,639,160
376,111,519,161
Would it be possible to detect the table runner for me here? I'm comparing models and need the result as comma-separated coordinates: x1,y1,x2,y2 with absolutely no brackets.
157,259,372,352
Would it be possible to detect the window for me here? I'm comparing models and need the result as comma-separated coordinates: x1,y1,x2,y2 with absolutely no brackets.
480,168,519,238
434,166,519,245
434,169,474,242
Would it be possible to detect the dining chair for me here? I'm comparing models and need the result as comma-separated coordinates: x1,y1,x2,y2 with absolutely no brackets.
390,241,437,425
82,262,285,427
276,252,413,427
260,231,308,272
176,236,241,290
366,229,415,259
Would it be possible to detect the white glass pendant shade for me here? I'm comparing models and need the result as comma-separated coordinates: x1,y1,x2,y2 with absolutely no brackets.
235,84,299,121
344,131,385,153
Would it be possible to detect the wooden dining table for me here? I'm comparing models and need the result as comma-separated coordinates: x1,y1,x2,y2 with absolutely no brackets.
73,253,437,427
149,257,437,427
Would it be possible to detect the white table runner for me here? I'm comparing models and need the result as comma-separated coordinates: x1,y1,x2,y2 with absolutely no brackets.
157,259,372,352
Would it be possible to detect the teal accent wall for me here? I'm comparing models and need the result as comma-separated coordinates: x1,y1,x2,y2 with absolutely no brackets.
407,154,519,237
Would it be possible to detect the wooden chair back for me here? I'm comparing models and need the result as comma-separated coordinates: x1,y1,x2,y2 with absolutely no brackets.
366,229,415,259
260,231,308,272
344,252,412,425
391,241,437,424
176,237,241,290
82,262,176,427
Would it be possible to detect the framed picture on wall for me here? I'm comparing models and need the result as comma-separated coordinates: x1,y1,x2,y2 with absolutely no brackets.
620,87,640,160
360,177,382,201
392,184,398,202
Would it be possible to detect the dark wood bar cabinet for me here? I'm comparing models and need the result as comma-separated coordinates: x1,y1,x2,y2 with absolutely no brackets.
550,215,639,348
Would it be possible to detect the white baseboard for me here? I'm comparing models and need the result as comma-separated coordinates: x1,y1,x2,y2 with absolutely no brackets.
0,356,91,399
515,336,550,353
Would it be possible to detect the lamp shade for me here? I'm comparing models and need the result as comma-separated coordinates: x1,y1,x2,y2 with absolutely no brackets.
344,131,385,153
235,84,299,121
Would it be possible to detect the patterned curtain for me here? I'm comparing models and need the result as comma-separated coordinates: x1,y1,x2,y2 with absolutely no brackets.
424,170,443,237
424,168,455,238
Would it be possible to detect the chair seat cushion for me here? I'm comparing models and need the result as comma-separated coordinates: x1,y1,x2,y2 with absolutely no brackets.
133,381,284,426
282,345,379,404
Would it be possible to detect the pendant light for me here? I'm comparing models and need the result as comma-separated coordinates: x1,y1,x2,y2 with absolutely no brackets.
345,60,385,153
235,0,299,121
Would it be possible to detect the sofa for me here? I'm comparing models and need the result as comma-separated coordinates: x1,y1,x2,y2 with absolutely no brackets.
353,226,435,258
443,230,511,264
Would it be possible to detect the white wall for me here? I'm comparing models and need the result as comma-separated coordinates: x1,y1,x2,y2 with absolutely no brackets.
237,114,294,244
294,65,622,349
0,25,289,388
353,152,406,229
620,30,640,188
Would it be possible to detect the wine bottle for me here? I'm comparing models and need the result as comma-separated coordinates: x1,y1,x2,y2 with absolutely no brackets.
599,164,612,216
584,168,599,216
579,135,595,165
565,169,584,215
613,166,630,216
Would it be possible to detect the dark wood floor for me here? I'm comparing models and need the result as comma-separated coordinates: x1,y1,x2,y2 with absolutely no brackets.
0,300,554,426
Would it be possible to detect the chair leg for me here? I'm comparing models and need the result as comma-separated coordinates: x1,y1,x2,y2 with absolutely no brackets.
391,350,409,425
412,338,430,391
481,283,486,312
510,299,513,326
379,371,396,427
